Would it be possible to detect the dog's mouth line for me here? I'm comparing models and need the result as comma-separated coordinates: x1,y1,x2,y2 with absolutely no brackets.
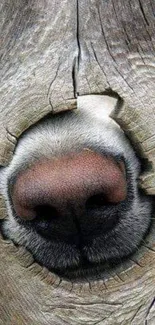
57,216,155,280
25,232,146,281
54,260,111,280
1,211,153,281
1,215,155,284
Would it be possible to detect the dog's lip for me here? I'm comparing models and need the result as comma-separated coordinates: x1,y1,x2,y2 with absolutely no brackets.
53,258,112,280
46,238,113,280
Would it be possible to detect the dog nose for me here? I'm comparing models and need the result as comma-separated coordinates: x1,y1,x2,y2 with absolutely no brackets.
11,150,127,221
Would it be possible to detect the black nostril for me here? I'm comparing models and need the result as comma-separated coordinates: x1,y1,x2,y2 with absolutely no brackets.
86,193,109,209
35,205,59,221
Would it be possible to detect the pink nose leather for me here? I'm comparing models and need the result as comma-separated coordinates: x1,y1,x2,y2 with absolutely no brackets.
11,150,127,220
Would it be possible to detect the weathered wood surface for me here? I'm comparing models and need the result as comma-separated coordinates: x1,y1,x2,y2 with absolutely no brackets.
0,223,155,325
0,0,78,164
1,0,155,324
1,0,155,194
76,0,155,194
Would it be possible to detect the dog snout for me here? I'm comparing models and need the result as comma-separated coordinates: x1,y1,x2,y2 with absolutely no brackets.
11,150,127,230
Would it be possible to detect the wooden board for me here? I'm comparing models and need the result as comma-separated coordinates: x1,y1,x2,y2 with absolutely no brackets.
1,1,155,324
0,0,77,164
0,219,155,325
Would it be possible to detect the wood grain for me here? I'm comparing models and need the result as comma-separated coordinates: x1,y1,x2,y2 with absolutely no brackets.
0,220,155,325
1,1,155,324
0,0,77,164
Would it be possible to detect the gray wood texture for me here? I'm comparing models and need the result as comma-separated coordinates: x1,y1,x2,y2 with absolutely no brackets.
0,225,155,325
0,0,77,164
1,0,155,324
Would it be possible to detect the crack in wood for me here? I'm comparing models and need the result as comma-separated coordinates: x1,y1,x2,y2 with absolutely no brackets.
145,297,155,324
72,56,79,98
6,127,17,142
138,0,149,26
47,61,61,110
76,0,81,67
130,304,144,323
